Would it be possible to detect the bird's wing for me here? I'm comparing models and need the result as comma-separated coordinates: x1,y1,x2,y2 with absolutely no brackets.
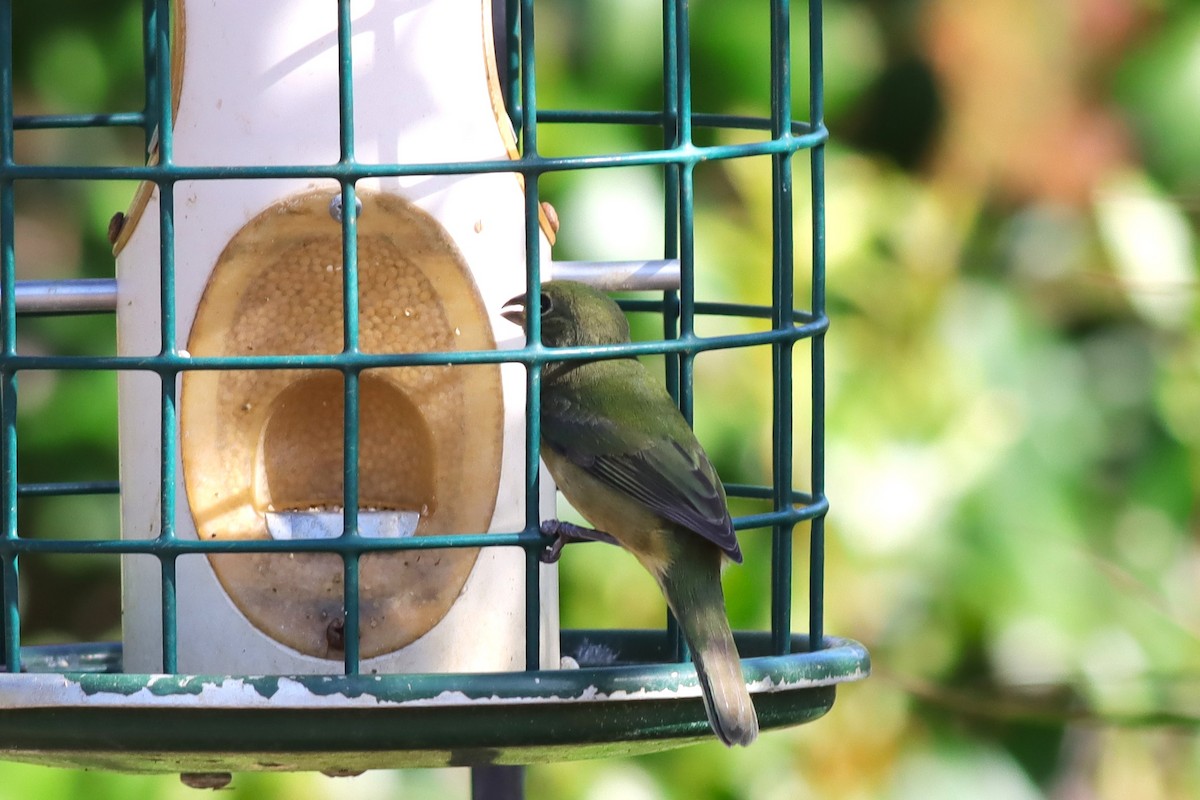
541,361,741,562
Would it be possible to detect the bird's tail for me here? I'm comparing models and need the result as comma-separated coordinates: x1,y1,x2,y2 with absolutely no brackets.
659,556,759,747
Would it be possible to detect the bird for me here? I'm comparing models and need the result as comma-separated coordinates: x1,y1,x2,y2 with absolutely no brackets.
501,280,759,747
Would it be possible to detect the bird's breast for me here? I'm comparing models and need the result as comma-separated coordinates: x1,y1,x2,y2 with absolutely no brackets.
540,446,674,578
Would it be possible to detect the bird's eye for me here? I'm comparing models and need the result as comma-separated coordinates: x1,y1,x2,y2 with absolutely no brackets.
539,293,554,317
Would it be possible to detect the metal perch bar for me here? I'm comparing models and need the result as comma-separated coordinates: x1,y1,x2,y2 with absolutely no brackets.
7,279,119,315
550,260,680,291
3,262,681,315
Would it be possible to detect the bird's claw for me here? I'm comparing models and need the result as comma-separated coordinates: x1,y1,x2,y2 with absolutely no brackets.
539,519,618,563
540,520,568,563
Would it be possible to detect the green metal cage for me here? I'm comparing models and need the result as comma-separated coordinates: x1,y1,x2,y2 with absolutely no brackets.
0,0,868,776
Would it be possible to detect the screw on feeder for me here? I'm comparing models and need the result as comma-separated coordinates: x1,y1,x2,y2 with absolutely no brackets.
107,212,126,245
329,193,363,223
326,616,346,651
179,773,232,790
540,201,559,235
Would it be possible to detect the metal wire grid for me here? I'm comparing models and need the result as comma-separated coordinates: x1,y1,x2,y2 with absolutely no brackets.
0,0,826,679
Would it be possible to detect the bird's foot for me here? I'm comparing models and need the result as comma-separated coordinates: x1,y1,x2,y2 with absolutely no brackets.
539,520,619,563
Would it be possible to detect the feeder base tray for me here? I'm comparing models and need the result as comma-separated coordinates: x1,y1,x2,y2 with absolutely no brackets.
0,631,869,772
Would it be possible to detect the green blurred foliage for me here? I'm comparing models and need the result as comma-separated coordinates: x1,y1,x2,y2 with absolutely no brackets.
4,0,1200,798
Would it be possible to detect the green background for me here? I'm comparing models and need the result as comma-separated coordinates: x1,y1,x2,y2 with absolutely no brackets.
4,0,1200,798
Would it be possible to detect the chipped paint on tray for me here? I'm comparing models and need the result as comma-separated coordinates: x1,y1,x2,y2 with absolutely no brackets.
0,662,866,711
0,636,870,711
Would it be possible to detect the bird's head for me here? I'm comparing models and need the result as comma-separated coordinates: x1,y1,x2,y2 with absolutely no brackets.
501,280,631,347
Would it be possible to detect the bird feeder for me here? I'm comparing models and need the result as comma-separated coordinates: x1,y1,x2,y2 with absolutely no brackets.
0,0,869,780
111,0,559,675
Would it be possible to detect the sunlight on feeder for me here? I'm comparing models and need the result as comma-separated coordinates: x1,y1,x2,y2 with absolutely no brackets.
264,512,421,541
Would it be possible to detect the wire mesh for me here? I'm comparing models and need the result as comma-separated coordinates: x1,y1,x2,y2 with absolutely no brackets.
0,0,827,690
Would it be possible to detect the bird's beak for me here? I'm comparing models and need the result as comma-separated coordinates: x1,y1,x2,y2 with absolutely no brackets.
501,293,527,328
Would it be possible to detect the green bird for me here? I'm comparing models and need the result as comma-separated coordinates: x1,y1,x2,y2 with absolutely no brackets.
502,280,759,747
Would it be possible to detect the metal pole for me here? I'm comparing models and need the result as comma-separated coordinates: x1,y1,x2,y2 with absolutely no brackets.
471,766,525,800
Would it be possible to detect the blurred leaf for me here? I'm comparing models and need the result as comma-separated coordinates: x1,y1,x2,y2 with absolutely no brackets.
1115,9,1200,189
30,29,110,112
